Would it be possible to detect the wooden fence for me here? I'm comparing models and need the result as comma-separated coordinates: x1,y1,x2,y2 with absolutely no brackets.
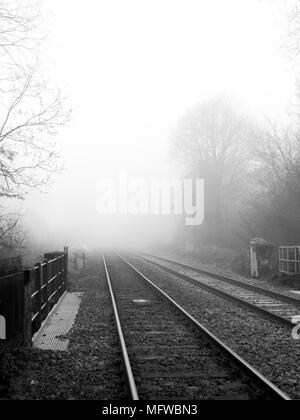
0,248,68,349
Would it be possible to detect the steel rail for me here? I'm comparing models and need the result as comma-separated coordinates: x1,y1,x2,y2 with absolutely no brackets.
116,252,290,401
102,253,139,400
131,252,294,328
130,251,300,328
133,250,300,307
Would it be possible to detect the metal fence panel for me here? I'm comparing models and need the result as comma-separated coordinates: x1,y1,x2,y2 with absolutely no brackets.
279,246,300,275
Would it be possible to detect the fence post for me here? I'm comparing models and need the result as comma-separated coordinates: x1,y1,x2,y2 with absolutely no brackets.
58,256,63,297
64,246,69,291
36,263,43,331
45,260,50,317
23,269,32,347
74,255,78,270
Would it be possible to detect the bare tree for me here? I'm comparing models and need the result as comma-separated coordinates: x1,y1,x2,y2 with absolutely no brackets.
282,0,300,59
0,209,26,252
0,1,71,199
170,97,252,244
0,1,71,250
251,120,300,192
0,65,69,199
245,120,300,242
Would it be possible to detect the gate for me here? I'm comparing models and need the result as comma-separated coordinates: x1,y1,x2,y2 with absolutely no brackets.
279,246,300,275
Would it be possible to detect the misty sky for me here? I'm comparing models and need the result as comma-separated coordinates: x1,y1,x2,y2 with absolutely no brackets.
22,0,298,249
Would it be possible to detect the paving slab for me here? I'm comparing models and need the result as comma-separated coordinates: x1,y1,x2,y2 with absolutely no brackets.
33,292,83,351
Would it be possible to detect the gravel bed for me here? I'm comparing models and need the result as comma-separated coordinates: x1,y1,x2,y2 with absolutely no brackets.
142,251,300,301
0,257,124,400
139,259,300,323
125,253,300,400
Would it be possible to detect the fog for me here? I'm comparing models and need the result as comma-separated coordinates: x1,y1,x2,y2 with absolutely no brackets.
17,0,298,252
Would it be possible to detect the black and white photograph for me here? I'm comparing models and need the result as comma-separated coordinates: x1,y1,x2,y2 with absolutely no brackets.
1,0,300,407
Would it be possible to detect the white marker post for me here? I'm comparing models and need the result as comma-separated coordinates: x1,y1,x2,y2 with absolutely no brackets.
292,316,300,340
0,315,6,340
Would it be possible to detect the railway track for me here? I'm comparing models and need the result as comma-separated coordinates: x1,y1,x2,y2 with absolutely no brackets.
130,250,300,328
103,251,290,400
